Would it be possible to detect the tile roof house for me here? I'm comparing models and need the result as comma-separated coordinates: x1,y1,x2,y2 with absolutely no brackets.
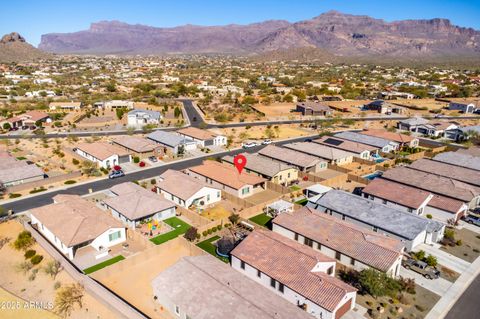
177,127,227,147
127,109,162,128
187,161,267,198
433,151,480,171
49,101,83,110
156,169,221,209
0,154,45,187
334,131,397,153
147,130,197,155
6,110,51,128
103,182,176,229
272,207,404,276
74,142,131,169
112,136,162,156
361,179,467,223
231,229,356,319
308,190,445,251
284,142,355,166
382,166,480,209
151,255,314,319
222,153,298,185
296,101,333,116
258,145,327,173
313,136,378,160
359,129,419,148
409,158,480,187
29,195,126,260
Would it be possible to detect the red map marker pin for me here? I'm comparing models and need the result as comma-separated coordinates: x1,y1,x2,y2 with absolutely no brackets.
233,154,247,174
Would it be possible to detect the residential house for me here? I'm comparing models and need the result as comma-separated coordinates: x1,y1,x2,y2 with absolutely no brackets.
304,184,332,202
103,182,175,229
94,100,135,109
382,166,480,209
151,255,314,319
258,145,327,173
49,101,83,111
231,229,357,319
448,100,479,113
409,159,480,187
296,102,333,116
313,136,378,160
147,130,197,155
363,100,405,114
112,136,162,158
359,129,419,148
30,195,126,260
284,142,355,165
454,125,480,141
361,178,467,223
398,118,459,139
127,109,161,128
272,207,405,277
186,161,266,199
0,155,45,187
433,151,480,171
156,169,221,209
308,190,445,251
177,127,227,147
222,153,298,185
334,131,397,153
74,142,131,169
5,110,51,128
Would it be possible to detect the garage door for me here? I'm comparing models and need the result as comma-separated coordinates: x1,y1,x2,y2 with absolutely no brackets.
118,155,130,164
335,298,352,319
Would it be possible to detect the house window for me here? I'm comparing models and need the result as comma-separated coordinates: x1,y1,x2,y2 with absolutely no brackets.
341,215,346,221
240,261,245,270
350,258,355,266
304,237,313,247
294,233,299,241
335,251,341,260
174,305,180,316
407,208,413,213
317,243,322,250
207,194,210,201
270,278,276,288
109,231,121,242
287,172,291,178
242,187,250,195
327,266,333,275
382,199,387,205
217,192,221,198
257,269,261,278
373,227,378,232
278,283,284,293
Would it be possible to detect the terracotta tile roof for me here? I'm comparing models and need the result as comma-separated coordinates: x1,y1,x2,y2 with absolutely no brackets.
188,161,266,190
382,167,479,202
75,142,130,161
112,136,159,153
231,229,355,312
258,145,324,168
359,129,415,144
30,195,123,247
222,153,295,178
362,179,431,209
177,127,217,140
409,159,480,187
158,169,220,201
273,207,404,272
104,182,175,220
428,195,466,214
23,110,50,122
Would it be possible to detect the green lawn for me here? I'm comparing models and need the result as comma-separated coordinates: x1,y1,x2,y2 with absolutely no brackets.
196,236,229,263
290,185,301,191
83,255,125,274
150,217,191,245
249,213,272,227
295,198,308,206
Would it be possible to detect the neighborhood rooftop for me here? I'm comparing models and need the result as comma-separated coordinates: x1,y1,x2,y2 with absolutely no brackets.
408,158,480,187
112,136,159,153
359,129,415,144
75,142,129,160
313,136,378,153
334,131,391,148
258,144,324,168
284,142,355,161
273,207,404,272
432,151,480,171
177,127,217,140
158,169,219,201
222,153,293,178
231,229,355,312
147,130,192,148
313,190,444,240
151,255,313,319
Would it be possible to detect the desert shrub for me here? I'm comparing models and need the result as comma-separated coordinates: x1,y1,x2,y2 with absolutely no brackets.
207,229,212,235
202,231,208,237
9,193,22,198
217,225,223,231
150,178,156,185
426,214,432,219
456,239,463,246
183,227,198,242
13,231,34,251
398,276,416,294
72,158,80,165
24,249,36,259
31,255,44,265
15,261,33,275
133,156,140,163
64,180,77,185
44,260,62,279
54,281,62,290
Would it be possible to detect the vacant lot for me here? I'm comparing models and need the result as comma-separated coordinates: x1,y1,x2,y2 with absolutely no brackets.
441,228,480,263
253,103,298,118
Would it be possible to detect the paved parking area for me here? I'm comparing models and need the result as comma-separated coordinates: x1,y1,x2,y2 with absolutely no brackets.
400,267,452,295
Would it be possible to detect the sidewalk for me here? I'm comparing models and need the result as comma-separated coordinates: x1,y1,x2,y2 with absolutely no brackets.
425,256,480,319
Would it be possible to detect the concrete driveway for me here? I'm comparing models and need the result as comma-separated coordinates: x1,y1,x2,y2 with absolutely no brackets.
416,243,470,273
400,267,452,295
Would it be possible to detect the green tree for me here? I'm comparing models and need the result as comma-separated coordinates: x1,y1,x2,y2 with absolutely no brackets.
184,227,198,242
174,106,181,118
425,255,438,267
228,213,240,225
12,231,35,251
3,123,11,130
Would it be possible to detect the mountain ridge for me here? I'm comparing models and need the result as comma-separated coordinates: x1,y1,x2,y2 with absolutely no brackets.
0,32,52,62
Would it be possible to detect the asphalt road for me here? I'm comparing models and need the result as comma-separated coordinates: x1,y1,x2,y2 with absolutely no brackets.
445,275,480,319
2,136,310,213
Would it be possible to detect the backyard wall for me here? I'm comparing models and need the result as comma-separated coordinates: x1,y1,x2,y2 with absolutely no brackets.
7,170,82,193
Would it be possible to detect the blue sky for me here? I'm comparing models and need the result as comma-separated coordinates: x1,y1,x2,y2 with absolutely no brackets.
2,0,480,46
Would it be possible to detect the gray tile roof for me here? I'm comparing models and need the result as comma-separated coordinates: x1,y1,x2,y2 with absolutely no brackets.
222,153,295,178
0,161,44,184
258,145,324,169
147,130,192,148
433,151,480,171
151,255,313,319
128,109,161,120
313,190,444,240
409,159,480,187
284,142,355,161
334,131,391,148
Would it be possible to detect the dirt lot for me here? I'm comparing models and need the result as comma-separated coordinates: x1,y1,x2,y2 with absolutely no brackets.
252,102,299,119
441,228,480,263
220,124,312,145
0,220,117,319
91,239,204,319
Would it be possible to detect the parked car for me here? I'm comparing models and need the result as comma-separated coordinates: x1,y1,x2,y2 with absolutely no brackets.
192,116,197,122
402,258,440,279
262,139,272,145
148,156,158,163
108,170,125,179
242,142,258,149
21,125,29,130
464,214,480,227
29,126,36,130
304,138,313,142
9,127,18,131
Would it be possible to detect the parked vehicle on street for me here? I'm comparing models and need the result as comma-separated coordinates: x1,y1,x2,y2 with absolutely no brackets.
262,139,272,145
464,214,480,227
242,142,258,149
402,258,440,279
148,156,158,163
108,170,125,179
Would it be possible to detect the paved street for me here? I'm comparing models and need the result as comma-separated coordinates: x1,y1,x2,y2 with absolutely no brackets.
445,274,480,319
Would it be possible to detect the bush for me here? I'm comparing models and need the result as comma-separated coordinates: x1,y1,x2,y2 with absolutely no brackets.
456,239,463,246
64,180,77,185
217,225,223,231
72,158,80,165
207,229,212,235
412,250,425,261
9,193,22,199
184,227,198,242
202,231,208,237
133,156,140,163
54,281,62,290
31,255,44,265
426,214,432,219
425,255,438,267
150,179,156,185
24,249,36,259
13,231,34,251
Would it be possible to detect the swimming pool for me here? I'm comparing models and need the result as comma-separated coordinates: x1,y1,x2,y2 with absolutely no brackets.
364,171,383,180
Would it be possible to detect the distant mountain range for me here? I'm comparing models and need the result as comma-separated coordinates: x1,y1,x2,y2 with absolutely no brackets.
38,11,480,59
0,32,52,62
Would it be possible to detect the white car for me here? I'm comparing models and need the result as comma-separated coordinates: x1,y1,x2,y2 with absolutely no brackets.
262,139,272,145
242,142,258,149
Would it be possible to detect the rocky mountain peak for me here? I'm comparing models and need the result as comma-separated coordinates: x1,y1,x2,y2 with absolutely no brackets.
1,32,26,44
